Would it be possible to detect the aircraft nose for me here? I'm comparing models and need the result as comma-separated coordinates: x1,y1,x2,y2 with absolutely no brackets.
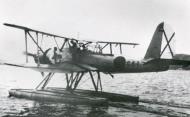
113,56,126,70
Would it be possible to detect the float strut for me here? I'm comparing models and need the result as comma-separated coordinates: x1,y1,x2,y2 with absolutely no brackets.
89,71,103,92
35,73,54,90
65,72,85,91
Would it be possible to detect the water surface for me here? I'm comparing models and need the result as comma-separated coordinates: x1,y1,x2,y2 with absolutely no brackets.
0,66,190,116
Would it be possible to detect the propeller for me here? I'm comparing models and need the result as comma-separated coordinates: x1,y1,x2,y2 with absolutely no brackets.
23,51,46,77
23,48,52,64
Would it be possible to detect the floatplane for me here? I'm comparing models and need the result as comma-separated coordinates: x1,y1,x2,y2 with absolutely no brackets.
1,22,190,105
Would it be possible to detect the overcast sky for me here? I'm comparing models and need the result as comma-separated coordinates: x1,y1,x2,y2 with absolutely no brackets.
0,0,190,61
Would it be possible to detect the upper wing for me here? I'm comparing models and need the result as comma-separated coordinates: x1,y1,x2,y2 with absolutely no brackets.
4,23,70,40
97,41,139,46
0,61,97,73
4,23,139,46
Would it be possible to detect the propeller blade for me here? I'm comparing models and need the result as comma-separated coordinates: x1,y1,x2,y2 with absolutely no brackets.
41,72,44,77
23,52,36,57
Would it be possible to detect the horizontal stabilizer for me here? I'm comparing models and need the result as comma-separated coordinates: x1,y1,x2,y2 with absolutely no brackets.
144,58,190,66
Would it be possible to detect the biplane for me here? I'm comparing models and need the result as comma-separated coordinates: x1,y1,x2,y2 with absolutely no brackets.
1,22,190,104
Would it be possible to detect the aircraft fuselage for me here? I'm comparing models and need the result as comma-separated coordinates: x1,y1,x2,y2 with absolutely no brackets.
71,48,169,73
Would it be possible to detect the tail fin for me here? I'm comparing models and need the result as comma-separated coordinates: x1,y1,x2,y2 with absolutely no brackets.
144,22,164,60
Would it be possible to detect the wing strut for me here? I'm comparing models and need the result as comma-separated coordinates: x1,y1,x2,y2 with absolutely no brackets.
53,36,60,50
98,41,139,55
119,44,122,54
3,23,80,62
27,32,44,54
110,43,113,55
24,31,28,63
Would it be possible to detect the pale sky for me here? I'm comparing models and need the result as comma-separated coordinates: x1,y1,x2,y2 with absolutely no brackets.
0,0,190,61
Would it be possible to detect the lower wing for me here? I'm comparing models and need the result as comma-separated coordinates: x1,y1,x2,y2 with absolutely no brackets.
0,61,97,73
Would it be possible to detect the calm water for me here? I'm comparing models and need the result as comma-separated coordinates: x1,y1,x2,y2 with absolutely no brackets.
0,66,190,117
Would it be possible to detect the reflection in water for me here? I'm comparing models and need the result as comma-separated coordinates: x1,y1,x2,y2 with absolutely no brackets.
5,101,116,117
87,106,116,117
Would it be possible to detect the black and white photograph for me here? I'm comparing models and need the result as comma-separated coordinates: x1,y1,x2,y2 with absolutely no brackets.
0,0,190,116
